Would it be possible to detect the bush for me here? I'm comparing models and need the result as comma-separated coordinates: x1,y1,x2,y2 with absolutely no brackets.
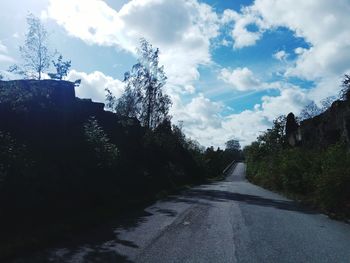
316,144,350,216
245,143,350,217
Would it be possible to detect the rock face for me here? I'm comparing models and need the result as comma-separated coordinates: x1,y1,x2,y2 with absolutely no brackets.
0,79,104,112
286,113,301,147
0,79,109,148
299,100,350,148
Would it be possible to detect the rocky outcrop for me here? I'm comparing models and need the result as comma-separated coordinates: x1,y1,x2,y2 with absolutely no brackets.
0,79,104,113
299,100,350,148
286,113,301,147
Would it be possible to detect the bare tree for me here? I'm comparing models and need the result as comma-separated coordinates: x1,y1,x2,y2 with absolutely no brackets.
320,96,336,111
299,101,321,121
19,14,51,80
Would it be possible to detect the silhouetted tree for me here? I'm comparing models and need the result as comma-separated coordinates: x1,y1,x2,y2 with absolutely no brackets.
18,14,51,80
225,139,241,152
116,39,171,129
49,54,71,80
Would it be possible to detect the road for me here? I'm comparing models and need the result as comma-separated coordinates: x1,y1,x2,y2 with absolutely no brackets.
13,163,350,262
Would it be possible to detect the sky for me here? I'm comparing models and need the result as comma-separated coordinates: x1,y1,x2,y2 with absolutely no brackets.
1,0,350,147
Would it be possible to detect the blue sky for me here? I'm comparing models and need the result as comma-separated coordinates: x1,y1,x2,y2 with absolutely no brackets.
1,0,350,147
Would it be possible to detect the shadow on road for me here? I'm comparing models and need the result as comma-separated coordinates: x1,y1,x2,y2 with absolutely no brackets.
175,189,317,215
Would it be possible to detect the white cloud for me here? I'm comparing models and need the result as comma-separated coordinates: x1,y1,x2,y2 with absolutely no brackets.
222,8,263,49
294,47,307,55
46,0,220,88
0,41,8,53
260,86,310,121
227,0,350,101
219,67,261,91
0,41,15,63
170,84,309,147
67,70,124,103
218,67,283,92
273,50,289,61
0,54,15,63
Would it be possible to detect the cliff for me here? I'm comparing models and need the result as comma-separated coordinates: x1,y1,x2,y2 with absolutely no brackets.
299,100,350,148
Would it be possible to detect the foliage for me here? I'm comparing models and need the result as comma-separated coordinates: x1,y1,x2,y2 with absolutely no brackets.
49,54,71,80
84,116,118,167
244,114,350,218
225,139,241,151
0,131,31,187
114,39,172,129
18,14,52,80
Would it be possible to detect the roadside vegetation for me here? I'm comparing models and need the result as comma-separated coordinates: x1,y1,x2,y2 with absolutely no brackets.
0,14,242,260
244,77,350,219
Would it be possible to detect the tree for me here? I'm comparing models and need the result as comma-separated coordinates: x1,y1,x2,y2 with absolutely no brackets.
320,96,336,111
340,74,350,100
49,54,71,80
19,14,51,80
299,101,321,121
83,116,118,167
115,39,172,129
225,139,241,152
257,115,286,153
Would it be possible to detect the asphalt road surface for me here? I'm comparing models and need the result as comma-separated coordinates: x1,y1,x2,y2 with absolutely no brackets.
13,163,350,262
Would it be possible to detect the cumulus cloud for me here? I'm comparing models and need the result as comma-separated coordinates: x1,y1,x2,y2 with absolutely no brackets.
273,50,289,62
67,70,124,103
219,67,261,91
222,9,263,49
218,67,282,91
252,0,350,80
169,83,309,147
225,0,350,101
46,0,220,87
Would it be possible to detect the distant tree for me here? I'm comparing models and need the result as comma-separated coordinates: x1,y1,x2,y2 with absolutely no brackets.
299,101,321,121
49,54,71,80
320,96,336,111
340,74,350,100
225,139,241,152
18,14,52,80
115,39,172,129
